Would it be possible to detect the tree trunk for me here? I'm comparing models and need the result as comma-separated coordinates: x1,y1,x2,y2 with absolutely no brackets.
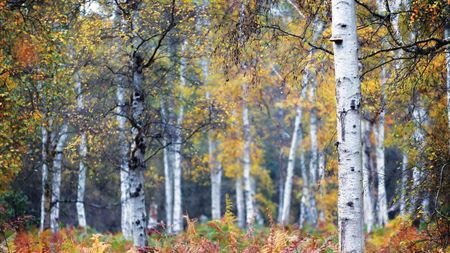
40,121,50,232
399,154,408,216
374,90,388,226
374,0,389,228
242,83,255,225
362,119,375,232
50,123,69,233
209,134,222,220
113,4,132,239
117,82,132,239
129,54,147,247
236,177,245,228
201,48,222,220
75,72,88,229
147,201,158,229
446,18,450,145
160,99,173,233
410,105,427,217
172,41,186,234
280,106,302,225
331,0,364,251
299,140,309,228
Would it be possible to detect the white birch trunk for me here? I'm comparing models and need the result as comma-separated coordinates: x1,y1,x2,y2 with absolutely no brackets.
117,83,132,239
209,134,222,220
147,201,158,229
203,52,222,221
374,97,388,226
113,4,132,239
362,119,375,232
129,54,147,247
298,78,309,228
374,0,389,228
399,154,408,216
50,123,69,233
299,143,309,228
309,73,318,185
331,0,364,251
40,122,49,232
160,99,173,233
446,20,450,144
172,41,186,234
280,105,302,225
236,177,245,228
410,105,426,216
242,83,255,225
75,73,87,228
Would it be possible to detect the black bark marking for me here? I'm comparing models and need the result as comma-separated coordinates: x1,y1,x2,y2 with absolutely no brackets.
347,202,354,208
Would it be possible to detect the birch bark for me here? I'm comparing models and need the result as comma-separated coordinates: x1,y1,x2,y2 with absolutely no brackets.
129,55,147,246
362,119,375,232
242,83,255,225
280,105,302,225
172,41,186,234
160,99,173,233
236,177,245,228
399,154,408,216
331,0,364,251
50,123,69,233
112,4,132,239
75,72,87,228
40,120,50,232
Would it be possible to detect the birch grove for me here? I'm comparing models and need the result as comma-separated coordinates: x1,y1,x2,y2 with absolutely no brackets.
3,0,450,251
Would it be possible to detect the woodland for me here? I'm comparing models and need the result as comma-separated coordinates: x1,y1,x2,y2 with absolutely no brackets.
0,0,449,252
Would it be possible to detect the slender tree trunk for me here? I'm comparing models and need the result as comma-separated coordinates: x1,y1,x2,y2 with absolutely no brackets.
202,50,222,220
172,41,186,234
299,139,309,228
129,54,147,247
50,123,69,233
362,119,375,232
117,83,132,239
298,77,309,228
277,108,286,224
374,0,389,227
399,154,408,216
209,134,222,220
242,83,255,225
280,105,302,225
410,105,427,217
374,91,388,226
75,73,87,228
147,201,158,229
113,4,132,239
40,121,50,232
236,177,245,228
318,151,326,222
446,18,450,144
308,71,319,226
160,99,173,233
331,0,364,251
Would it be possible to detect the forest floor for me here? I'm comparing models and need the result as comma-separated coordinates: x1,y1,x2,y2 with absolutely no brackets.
1,215,447,253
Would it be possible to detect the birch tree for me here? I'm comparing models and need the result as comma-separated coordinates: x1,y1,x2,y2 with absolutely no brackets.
362,119,375,232
161,98,173,232
330,0,364,251
242,82,255,225
50,122,69,233
172,40,186,234
280,105,303,225
446,13,450,141
40,123,49,232
75,72,87,228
